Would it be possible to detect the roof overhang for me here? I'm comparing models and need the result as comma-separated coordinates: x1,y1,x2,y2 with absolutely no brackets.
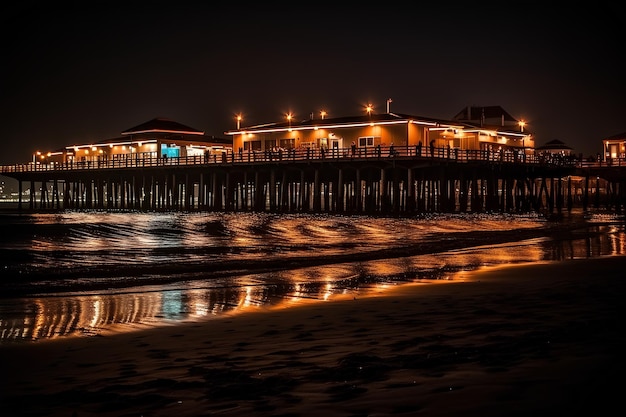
66,139,159,151
226,119,458,136
121,129,204,136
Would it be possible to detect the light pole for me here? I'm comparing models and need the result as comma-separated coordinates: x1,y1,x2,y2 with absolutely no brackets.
320,110,326,120
236,115,242,130
518,120,527,161
386,98,392,113
366,104,373,118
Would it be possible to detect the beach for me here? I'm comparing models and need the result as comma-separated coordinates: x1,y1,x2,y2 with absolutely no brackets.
1,255,624,417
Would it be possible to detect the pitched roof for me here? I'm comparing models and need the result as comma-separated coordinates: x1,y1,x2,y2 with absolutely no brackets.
121,118,204,136
605,131,626,140
233,112,462,133
536,139,573,151
452,106,518,124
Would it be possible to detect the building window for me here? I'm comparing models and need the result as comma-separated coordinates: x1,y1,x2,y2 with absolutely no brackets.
279,138,295,149
358,136,379,147
244,140,262,151
161,145,180,158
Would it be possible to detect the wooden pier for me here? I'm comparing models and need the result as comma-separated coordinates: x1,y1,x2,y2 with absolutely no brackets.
2,147,625,215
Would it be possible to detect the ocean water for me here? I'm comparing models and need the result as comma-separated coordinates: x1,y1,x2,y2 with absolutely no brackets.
0,210,624,343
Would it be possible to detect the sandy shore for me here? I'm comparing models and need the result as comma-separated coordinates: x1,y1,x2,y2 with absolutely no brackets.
1,256,625,417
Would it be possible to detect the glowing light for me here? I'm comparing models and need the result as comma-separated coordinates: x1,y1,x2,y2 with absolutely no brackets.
69,139,156,150
225,119,441,135
320,110,327,119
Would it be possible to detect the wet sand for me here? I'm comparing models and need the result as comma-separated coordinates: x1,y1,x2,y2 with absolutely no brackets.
1,255,625,417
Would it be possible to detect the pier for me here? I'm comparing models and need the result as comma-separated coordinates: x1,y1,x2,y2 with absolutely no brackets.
2,146,625,215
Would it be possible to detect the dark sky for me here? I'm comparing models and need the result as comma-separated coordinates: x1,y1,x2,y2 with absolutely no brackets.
1,2,624,165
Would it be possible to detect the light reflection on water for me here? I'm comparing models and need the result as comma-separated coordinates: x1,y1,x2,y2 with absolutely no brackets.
0,211,624,343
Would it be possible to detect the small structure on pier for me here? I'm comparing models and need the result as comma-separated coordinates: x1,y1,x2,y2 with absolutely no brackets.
37,117,232,167
603,131,626,161
536,139,574,155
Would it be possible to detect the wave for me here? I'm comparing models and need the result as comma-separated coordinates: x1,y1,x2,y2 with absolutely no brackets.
0,210,620,297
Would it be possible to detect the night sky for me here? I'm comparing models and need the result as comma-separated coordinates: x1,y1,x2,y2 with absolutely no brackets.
1,2,624,166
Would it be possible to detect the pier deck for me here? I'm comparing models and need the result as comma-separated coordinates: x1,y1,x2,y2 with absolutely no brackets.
2,146,625,214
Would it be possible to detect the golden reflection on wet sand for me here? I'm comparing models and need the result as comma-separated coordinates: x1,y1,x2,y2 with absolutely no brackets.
1,231,622,344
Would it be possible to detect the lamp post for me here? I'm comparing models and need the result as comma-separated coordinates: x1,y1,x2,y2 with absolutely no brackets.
386,98,392,113
236,115,242,130
518,120,527,161
366,104,373,118
287,113,292,129
320,110,326,120
33,151,41,170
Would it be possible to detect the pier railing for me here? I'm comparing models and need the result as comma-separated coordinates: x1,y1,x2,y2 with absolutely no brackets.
1,145,622,174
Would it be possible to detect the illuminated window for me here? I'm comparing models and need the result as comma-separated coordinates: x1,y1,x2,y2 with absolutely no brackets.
161,144,180,158
244,141,261,151
279,138,295,149
358,136,379,147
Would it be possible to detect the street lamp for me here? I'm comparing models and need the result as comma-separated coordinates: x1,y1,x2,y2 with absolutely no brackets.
287,113,292,130
366,104,373,117
33,151,42,168
518,121,527,162
236,114,242,130
320,110,326,120
386,98,392,113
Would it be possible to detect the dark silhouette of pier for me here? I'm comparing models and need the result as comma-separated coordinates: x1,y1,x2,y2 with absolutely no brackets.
2,145,625,215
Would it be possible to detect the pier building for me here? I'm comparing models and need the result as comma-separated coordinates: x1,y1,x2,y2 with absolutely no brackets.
226,105,533,159
31,117,233,167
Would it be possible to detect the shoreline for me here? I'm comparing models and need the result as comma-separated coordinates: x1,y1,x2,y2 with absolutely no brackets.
0,213,615,297
2,255,624,416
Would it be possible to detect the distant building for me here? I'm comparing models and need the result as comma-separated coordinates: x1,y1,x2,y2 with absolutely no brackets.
603,131,626,161
534,139,576,163
535,139,574,155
